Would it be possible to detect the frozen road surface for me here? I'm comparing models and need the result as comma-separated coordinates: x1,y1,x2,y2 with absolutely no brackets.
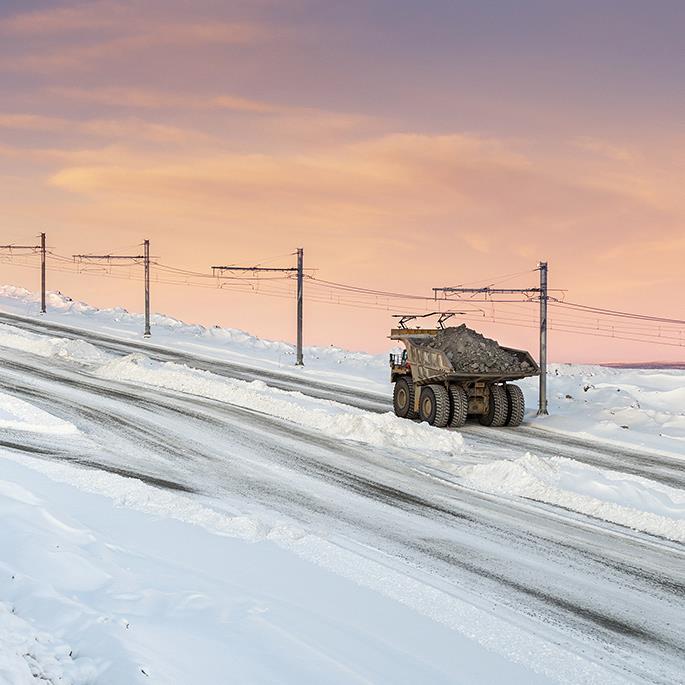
0,299,683,684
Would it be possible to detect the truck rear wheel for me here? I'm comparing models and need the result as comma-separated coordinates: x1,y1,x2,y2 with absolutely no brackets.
419,384,450,427
479,384,508,427
449,385,468,428
505,384,525,427
393,377,418,419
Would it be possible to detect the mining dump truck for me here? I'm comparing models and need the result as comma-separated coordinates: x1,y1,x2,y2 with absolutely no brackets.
390,321,539,428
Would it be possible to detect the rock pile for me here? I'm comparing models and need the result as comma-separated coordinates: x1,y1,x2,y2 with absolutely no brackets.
420,324,533,374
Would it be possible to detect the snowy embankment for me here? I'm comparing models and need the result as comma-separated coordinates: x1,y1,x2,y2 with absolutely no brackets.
0,319,463,455
0,323,111,366
459,454,685,542
518,364,685,454
0,285,390,393
0,389,78,435
95,353,464,454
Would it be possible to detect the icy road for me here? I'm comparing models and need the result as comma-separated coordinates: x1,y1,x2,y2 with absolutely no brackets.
0,311,684,683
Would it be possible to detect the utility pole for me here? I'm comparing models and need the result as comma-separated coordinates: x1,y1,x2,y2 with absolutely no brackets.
433,262,553,416
73,242,153,337
40,233,46,314
143,239,151,337
211,249,307,366
296,248,304,365
0,234,47,313
538,261,549,415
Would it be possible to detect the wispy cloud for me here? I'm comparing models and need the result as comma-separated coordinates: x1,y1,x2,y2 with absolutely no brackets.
0,113,211,145
50,87,279,112
573,137,637,162
45,87,378,142
0,2,270,73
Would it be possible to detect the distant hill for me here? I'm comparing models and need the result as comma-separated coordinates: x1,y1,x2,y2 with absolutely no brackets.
602,361,685,370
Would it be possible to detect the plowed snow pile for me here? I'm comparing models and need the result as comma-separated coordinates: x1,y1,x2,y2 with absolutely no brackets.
459,453,685,541
95,354,464,455
0,391,78,435
0,323,111,366
421,325,533,374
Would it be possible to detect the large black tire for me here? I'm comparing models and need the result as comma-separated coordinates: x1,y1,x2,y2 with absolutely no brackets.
505,384,525,427
419,384,450,427
449,385,468,428
479,384,508,427
393,377,418,418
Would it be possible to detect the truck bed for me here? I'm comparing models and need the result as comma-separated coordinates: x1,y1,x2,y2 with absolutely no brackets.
406,342,540,385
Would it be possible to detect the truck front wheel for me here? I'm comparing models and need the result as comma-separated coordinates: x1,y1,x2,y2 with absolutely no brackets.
393,377,417,419
419,384,450,427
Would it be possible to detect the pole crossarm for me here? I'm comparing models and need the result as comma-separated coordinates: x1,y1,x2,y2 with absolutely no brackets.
73,254,146,261
211,266,298,273
0,245,42,251
434,287,541,295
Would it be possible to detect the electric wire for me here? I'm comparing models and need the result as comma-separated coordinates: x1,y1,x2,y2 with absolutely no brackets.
1,252,682,348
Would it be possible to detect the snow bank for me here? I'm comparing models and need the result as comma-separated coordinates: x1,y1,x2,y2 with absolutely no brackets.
0,322,111,366
3,284,685,455
0,285,389,388
0,391,78,435
459,453,685,541
518,364,685,454
95,353,464,454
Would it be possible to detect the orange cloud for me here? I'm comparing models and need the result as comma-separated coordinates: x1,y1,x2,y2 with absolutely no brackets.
43,131,682,248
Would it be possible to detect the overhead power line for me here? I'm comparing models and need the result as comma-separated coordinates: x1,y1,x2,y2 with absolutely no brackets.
551,299,685,326
2,247,683,354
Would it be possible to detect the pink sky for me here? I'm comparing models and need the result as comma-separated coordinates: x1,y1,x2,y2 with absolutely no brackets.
0,1,683,361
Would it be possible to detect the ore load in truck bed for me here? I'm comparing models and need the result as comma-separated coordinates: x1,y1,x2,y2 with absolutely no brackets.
418,324,533,375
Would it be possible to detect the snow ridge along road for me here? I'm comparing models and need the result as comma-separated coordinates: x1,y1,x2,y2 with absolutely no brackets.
0,309,684,683
0,309,682,490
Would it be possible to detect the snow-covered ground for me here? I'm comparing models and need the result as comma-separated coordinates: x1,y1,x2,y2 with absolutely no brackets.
518,364,685,455
0,397,554,685
1,458,541,684
0,285,390,392
0,316,681,541
0,285,684,683
2,284,683,455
